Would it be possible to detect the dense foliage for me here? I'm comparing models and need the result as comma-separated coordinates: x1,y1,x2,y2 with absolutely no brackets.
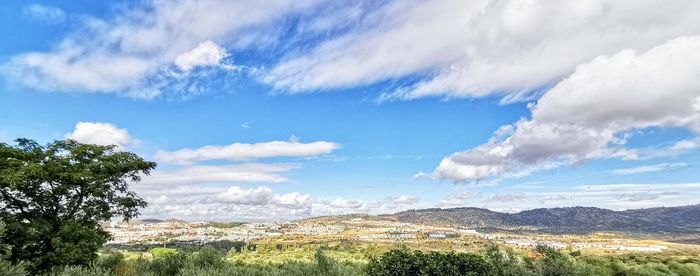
367,245,700,276
366,248,491,275
0,139,156,273
0,221,27,276
1,243,696,276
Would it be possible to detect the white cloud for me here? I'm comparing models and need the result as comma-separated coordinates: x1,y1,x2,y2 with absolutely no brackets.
410,171,429,181
216,186,273,205
611,163,688,175
264,0,700,102
436,183,700,212
137,184,420,221
7,1,700,101
139,185,313,221
141,163,300,186
216,186,310,208
23,4,66,24
174,40,231,72
155,137,340,164
65,122,133,148
3,0,321,98
434,36,700,181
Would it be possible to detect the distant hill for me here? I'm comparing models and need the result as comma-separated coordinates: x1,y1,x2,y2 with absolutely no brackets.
386,205,700,234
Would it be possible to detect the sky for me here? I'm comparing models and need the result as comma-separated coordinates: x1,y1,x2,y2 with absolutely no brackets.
1,0,700,221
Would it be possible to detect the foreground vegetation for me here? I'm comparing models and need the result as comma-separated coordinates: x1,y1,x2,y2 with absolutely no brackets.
5,242,699,276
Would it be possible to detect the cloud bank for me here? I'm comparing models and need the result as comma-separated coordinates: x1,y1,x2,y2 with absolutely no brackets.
265,0,700,103
434,36,700,181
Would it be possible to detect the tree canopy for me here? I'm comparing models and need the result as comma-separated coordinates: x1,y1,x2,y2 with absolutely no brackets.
0,139,156,272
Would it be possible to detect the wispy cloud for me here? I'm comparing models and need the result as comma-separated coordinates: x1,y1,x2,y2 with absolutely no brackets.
264,0,700,103
141,163,301,186
3,0,322,99
155,136,340,164
437,182,700,212
23,4,66,24
611,163,688,175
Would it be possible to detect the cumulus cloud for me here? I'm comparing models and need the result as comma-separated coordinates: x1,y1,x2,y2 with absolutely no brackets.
216,186,310,208
139,185,313,221
155,136,340,164
434,36,700,181
611,163,688,175
264,0,700,102
65,122,133,148
3,0,320,98
137,184,419,221
23,4,66,24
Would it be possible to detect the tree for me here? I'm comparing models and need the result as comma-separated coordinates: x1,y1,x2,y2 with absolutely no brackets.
0,221,27,276
0,139,156,273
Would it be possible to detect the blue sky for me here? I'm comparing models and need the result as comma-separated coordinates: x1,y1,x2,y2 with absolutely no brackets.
1,0,700,221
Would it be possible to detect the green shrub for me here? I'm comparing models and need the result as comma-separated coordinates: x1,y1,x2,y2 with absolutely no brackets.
367,248,493,276
148,248,178,258
148,251,189,276
187,247,225,269
52,266,111,276
96,251,125,273
0,259,27,276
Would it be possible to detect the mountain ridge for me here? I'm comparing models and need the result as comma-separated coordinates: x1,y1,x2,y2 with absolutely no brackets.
384,204,700,234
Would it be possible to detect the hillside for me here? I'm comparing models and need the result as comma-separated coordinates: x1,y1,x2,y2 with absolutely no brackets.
387,205,700,234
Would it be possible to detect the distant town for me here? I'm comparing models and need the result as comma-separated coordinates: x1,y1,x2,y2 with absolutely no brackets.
104,215,670,253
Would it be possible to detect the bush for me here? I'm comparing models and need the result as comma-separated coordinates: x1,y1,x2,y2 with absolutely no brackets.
95,251,125,273
148,248,178,258
52,266,111,276
367,248,493,276
187,247,225,269
0,260,27,276
148,251,189,276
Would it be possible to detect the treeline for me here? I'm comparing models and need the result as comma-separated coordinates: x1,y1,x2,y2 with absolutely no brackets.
105,240,251,253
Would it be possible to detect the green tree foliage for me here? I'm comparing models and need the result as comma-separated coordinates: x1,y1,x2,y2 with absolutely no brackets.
0,139,156,273
528,245,578,276
366,248,492,276
0,221,27,276
42,244,700,276
483,243,529,276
